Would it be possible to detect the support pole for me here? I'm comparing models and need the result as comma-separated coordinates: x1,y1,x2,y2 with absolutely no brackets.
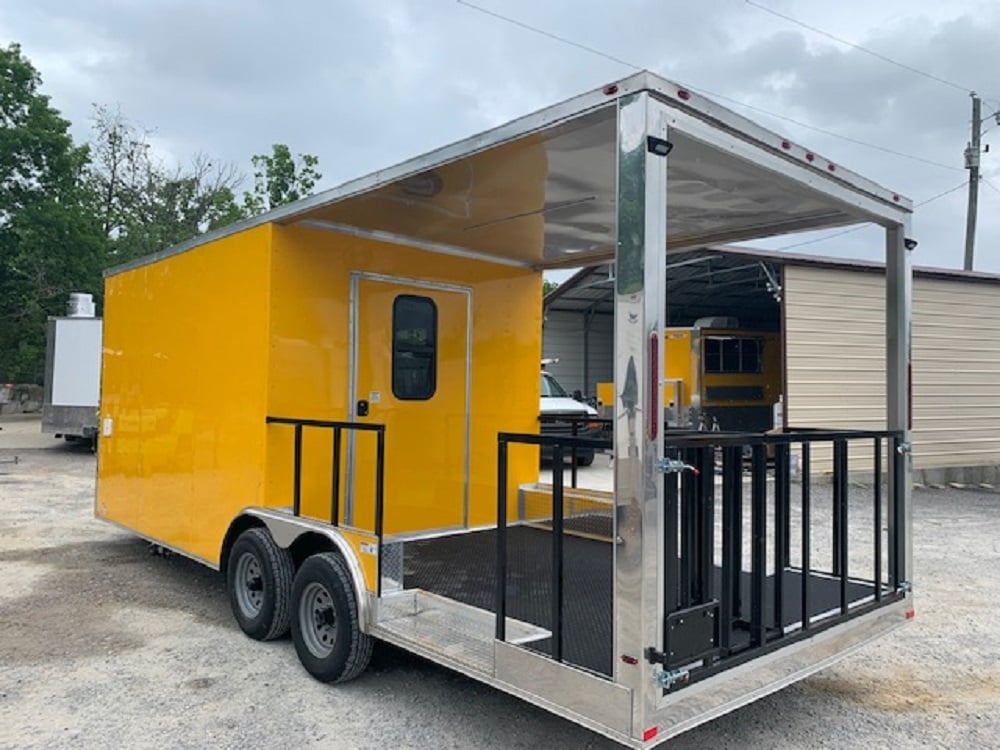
964,94,982,271
613,92,669,738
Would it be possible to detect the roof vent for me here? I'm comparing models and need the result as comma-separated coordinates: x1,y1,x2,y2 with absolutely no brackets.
67,293,95,318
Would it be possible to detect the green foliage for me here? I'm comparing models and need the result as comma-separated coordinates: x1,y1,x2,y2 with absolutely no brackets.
86,106,244,265
543,279,559,296
242,144,321,215
0,44,105,382
0,44,324,382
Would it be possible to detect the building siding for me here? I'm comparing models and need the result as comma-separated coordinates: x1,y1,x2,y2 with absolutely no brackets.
785,265,1000,472
542,311,613,396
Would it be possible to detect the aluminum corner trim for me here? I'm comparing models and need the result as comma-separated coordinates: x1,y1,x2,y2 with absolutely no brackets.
241,507,372,629
494,641,633,737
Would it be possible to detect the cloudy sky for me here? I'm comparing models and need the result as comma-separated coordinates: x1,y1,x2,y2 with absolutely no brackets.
3,0,999,273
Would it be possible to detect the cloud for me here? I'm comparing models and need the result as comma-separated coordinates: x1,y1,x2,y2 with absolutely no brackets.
1,0,998,270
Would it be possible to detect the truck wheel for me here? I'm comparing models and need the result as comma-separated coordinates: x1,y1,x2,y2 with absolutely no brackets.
227,527,293,641
291,552,373,683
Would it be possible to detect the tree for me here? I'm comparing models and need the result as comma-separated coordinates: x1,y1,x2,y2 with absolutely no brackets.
543,279,559,296
0,44,106,382
242,144,321,215
86,106,244,264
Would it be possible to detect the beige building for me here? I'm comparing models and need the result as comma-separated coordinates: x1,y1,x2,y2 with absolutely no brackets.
544,246,1000,482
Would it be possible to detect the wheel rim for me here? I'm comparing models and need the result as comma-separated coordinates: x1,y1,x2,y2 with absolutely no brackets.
299,581,337,658
234,551,264,617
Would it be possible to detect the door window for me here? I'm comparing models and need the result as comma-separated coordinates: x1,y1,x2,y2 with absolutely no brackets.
392,295,437,400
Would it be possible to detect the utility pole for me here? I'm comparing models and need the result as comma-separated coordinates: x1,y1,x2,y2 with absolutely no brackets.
963,93,982,271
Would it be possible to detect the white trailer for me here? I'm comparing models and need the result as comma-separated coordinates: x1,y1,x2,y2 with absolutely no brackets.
42,293,102,443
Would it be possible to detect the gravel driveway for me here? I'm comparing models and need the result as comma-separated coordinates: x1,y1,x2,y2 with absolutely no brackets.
2,417,998,749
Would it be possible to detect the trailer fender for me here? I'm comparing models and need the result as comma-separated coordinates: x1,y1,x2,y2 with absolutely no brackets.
225,508,372,631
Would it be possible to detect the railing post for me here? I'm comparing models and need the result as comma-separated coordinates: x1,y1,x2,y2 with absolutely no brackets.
720,445,741,654
292,423,303,517
697,445,715,604
750,444,767,647
664,452,679,616
874,438,882,602
891,434,906,588
375,427,385,596
570,420,579,489
773,441,786,630
680,447,699,608
330,427,342,526
833,439,849,614
800,442,811,631
551,443,565,663
495,437,508,642
775,442,791,568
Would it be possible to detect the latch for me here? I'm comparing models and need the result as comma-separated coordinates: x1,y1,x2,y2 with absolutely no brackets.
656,458,699,475
654,667,690,690
896,441,912,455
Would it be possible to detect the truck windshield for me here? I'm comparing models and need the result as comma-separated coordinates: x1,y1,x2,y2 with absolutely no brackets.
541,372,568,397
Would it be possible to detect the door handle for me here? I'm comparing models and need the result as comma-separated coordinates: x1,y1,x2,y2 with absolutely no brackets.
356,400,369,417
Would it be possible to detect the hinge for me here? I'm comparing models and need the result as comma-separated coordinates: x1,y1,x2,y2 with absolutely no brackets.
896,441,912,455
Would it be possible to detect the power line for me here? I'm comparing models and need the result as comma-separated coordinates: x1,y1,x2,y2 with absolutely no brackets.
982,177,1000,197
744,2,1000,112
744,0,998,102
455,0,639,70
455,0,962,172
776,180,970,250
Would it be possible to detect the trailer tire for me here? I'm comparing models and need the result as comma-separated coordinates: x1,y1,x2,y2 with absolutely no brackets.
227,527,294,641
291,552,372,684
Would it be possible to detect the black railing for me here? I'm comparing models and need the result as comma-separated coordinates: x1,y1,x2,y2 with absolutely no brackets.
495,430,613,663
537,414,613,488
653,427,908,690
265,417,386,540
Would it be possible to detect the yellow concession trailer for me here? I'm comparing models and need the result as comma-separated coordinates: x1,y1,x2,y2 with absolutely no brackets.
663,325,782,432
96,71,915,747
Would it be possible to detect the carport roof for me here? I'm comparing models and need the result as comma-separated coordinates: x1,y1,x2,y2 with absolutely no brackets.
543,246,1000,317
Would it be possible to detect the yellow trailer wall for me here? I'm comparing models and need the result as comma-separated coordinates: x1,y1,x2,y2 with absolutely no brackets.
97,221,542,566
263,224,542,533
96,226,273,565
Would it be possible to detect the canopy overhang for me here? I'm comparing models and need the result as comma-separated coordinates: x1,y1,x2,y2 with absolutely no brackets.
107,71,912,277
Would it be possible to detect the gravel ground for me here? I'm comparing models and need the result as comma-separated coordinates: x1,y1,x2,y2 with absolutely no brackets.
2,415,999,749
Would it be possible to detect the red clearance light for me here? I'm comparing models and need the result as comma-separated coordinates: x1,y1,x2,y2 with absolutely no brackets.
906,609,916,620
781,140,791,150
893,194,901,202
603,84,619,95
648,332,659,441
677,89,691,100
621,654,639,665
805,152,815,162
828,163,836,172
643,726,659,742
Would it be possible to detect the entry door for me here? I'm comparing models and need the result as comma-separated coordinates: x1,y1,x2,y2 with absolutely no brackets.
350,276,470,535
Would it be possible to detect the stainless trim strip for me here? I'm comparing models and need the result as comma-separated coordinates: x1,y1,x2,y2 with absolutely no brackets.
645,598,911,744
242,507,372,629
494,641,633,737
296,220,534,269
